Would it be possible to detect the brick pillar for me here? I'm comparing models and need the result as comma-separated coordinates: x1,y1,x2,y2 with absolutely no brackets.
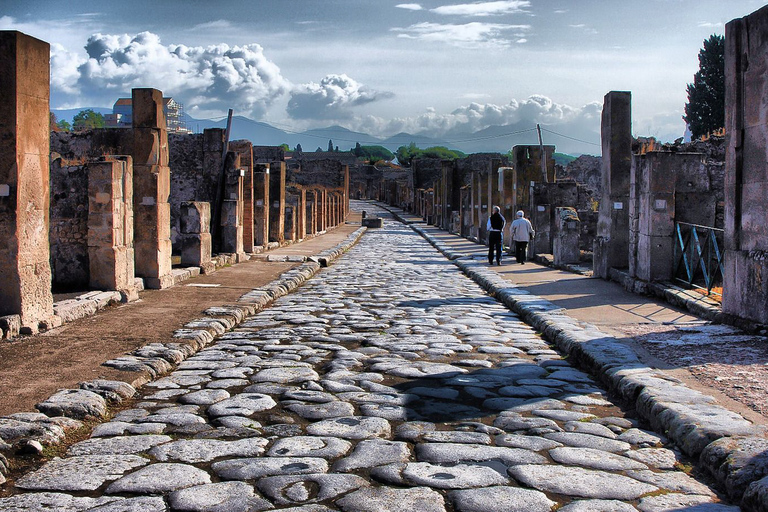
321,189,328,231
0,32,55,334
284,193,297,242
232,141,254,253
131,88,173,289
87,157,137,300
343,165,350,218
479,171,490,243
220,152,245,261
306,190,317,235
268,161,285,243
180,201,213,273
253,164,269,247
594,91,632,279
470,172,478,239
723,5,768,323
499,167,515,248
297,189,307,240
332,194,339,227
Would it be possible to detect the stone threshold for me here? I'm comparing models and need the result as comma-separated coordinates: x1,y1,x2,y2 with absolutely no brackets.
0,227,368,482
390,208,768,511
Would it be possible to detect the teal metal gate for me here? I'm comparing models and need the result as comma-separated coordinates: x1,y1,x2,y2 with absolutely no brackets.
673,221,725,297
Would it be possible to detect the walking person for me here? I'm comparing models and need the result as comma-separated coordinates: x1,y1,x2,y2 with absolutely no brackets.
486,206,506,266
510,210,535,264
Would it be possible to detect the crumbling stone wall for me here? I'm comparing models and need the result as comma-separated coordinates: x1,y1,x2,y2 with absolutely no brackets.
169,133,206,249
50,130,132,162
532,182,597,253
253,146,284,163
49,158,89,291
558,155,602,203
349,164,382,199
412,158,443,190
168,130,225,252
287,159,346,188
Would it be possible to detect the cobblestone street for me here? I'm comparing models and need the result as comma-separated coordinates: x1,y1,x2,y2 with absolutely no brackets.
0,206,740,511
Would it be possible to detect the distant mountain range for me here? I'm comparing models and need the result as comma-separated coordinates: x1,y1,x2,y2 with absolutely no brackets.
52,108,601,156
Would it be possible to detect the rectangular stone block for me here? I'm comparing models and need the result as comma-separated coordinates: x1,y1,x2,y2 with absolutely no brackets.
131,88,166,129
181,232,212,267
724,249,768,324
180,201,210,234
132,127,169,167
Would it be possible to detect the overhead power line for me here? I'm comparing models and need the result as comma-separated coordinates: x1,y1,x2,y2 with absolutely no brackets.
540,127,601,147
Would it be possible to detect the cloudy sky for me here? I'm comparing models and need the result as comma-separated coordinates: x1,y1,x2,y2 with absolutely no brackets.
1,0,761,152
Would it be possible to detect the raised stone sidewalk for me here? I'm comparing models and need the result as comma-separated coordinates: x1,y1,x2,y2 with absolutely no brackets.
383,203,768,509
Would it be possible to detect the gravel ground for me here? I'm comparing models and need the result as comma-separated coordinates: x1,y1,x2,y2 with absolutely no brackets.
620,322,768,417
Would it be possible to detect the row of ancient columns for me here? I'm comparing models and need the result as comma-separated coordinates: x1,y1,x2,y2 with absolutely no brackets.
0,31,349,336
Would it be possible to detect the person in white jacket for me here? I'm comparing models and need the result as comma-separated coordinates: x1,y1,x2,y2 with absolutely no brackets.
510,210,535,264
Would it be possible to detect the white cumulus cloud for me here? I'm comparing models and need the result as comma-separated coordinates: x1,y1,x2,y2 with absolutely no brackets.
431,0,530,16
396,3,424,10
392,21,531,47
353,95,602,139
53,31,290,119
287,74,394,120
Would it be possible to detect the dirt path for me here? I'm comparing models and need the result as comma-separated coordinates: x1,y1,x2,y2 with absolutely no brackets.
0,223,360,416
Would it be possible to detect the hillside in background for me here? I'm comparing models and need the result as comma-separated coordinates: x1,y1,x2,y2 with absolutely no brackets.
53,109,601,157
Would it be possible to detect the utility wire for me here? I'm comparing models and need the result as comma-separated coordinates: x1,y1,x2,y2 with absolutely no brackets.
540,127,601,147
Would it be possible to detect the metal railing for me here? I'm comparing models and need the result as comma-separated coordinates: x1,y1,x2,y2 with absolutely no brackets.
673,221,725,297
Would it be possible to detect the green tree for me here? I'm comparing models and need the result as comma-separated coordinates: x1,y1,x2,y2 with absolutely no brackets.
327,139,333,152
683,34,725,139
57,119,72,132
355,145,394,162
395,142,419,167
278,143,290,151
72,109,105,131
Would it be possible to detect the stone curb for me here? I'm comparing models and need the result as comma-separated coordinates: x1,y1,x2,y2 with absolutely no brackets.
0,226,367,471
389,211,768,510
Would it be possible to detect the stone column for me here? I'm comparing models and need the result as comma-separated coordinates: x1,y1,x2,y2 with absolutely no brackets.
232,141,254,253
87,157,137,300
268,161,285,243
593,91,632,279
253,164,269,247
628,152,681,282
131,88,173,289
723,6,768,323
180,201,213,274
553,207,581,266
220,152,246,261
0,32,55,334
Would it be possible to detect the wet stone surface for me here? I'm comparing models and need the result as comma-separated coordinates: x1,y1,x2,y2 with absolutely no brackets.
1,204,739,511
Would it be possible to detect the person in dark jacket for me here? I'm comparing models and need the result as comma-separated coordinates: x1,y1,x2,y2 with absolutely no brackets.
486,206,506,265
